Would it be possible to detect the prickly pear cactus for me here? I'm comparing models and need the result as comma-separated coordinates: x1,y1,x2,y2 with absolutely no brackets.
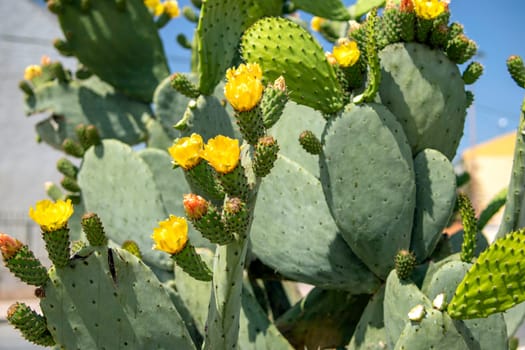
12,0,525,349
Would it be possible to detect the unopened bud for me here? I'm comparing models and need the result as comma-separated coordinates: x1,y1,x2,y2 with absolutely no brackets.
0,233,23,260
183,193,209,220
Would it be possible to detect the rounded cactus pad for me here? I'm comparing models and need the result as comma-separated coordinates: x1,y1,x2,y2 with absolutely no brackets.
320,103,415,278
379,42,467,159
241,17,344,114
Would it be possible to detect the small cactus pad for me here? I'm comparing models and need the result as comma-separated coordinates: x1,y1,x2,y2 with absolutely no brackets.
298,130,322,155
7,302,55,347
457,193,478,263
251,155,380,292
196,0,280,94
448,228,525,319
242,17,344,114
41,246,196,349
394,250,416,280
52,0,169,101
320,103,415,278
410,149,456,261
378,42,467,159
507,55,525,88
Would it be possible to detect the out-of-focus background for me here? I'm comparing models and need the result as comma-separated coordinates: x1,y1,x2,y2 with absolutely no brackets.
0,0,524,348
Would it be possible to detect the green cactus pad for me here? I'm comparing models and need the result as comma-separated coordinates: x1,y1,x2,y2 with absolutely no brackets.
53,0,169,102
275,288,369,349
78,140,172,270
320,103,415,278
421,259,471,304
251,155,381,292
7,302,55,347
268,101,326,178
384,270,432,348
347,286,388,350
42,228,70,268
25,77,149,150
378,42,467,159
410,149,456,262
393,309,471,350
5,245,49,287
293,0,350,20
241,17,344,114
81,212,108,247
172,243,212,281
41,246,196,349
197,0,281,94
448,228,525,319
507,55,525,89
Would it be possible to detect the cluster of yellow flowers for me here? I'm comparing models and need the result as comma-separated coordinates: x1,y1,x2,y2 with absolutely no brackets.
28,199,74,232
24,65,42,81
224,63,264,112
332,40,361,68
144,0,180,18
168,134,240,174
413,0,448,20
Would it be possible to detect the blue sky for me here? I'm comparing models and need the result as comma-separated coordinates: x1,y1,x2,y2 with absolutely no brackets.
161,0,525,159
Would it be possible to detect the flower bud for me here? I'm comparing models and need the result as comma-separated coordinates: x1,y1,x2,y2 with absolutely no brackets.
0,233,23,260
183,193,209,220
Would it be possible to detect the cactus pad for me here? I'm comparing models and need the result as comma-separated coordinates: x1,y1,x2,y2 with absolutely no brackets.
292,0,350,20
242,17,344,114
448,228,525,319
41,246,196,349
251,155,381,292
410,149,456,261
379,42,467,159
320,103,415,278
52,0,169,101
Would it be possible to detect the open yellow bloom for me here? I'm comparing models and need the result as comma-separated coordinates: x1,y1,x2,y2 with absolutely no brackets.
224,63,264,112
29,199,74,232
144,0,164,16
310,17,325,32
168,133,204,170
332,40,361,68
413,0,447,20
163,0,179,18
151,215,188,254
201,135,240,174
24,65,42,81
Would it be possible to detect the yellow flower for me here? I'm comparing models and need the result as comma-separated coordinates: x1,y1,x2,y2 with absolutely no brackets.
29,199,74,232
201,135,240,174
168,133,204,170
310,16,325,32
413,0,447,20
144,0,164,16
224,63,264,112
163,0,179,18
332,40,361,68
151,215,188,254
24,65,42,81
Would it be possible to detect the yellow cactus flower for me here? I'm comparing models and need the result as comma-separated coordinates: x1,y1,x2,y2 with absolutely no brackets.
168,133,204,170
29,199,74,232
310,16,325,32
413,0,447,20
151,215,188,254
24,65,42,81
224,63,264,112
144,0,164,16
332,40,361,68
163,0,179,18
201,135,240,174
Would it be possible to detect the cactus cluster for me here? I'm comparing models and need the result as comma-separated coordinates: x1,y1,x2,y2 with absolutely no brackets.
7,0,525,349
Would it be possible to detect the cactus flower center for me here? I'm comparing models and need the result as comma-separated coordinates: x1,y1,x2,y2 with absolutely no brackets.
201,135,240,174
151,215,188,255
0,233,23,260
332,40,361,68
168,133,204,170
29,199,74,232
413,0,447,20
24,65,42,81
224,63,264,112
